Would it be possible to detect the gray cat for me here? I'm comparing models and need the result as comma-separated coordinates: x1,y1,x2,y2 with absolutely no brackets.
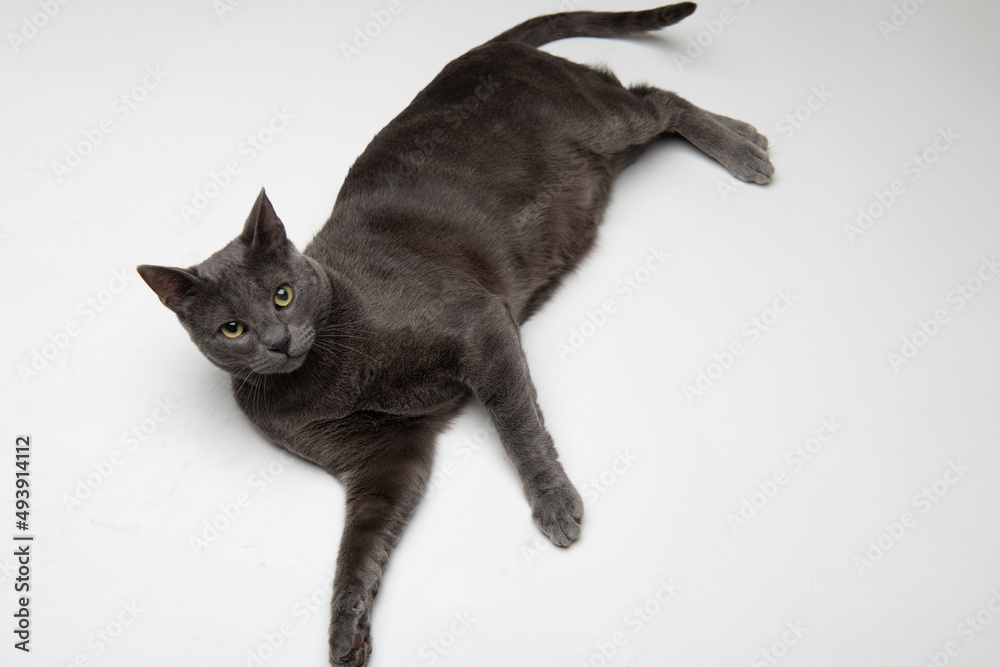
138,3,772,664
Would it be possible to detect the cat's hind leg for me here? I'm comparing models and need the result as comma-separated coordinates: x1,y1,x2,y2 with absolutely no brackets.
627,85,774,184
703,109,770,151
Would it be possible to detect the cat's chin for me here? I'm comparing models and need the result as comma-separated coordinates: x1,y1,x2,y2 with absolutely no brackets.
248,352,310,375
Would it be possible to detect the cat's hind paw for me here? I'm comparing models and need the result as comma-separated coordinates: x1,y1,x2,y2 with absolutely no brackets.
719,134,774,185
708,112,770,151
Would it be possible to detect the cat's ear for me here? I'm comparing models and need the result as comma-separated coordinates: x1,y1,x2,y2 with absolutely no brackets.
137,265,202,316
240,187,287,253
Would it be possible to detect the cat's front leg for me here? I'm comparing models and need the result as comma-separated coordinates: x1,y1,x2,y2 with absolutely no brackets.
324,421,437,666
465,304,584,547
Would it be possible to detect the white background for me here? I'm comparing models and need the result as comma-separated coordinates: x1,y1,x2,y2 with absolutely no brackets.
3,0,1000,665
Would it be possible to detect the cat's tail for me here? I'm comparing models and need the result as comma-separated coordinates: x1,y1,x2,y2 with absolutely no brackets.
485,3,697,48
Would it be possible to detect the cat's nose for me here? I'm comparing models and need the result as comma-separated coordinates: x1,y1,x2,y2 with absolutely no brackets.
268,335,291,356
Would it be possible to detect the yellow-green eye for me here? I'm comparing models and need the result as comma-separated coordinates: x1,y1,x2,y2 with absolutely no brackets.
221,322,245,338
274,284,293,308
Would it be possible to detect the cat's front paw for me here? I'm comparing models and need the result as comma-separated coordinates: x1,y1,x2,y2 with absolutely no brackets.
531,480,584,547
329,592,372,666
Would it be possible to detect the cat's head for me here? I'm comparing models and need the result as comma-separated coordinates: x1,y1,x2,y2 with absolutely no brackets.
138,188,332,376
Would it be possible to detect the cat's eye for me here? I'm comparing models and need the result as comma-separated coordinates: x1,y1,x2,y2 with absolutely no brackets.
274,284,293,308
221,322,245,338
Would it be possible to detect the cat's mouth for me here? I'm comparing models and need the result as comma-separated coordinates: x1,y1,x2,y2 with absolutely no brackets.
250,327,316,375
251,349,309,374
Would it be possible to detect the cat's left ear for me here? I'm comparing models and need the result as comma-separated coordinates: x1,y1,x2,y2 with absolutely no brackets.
240,187,287,253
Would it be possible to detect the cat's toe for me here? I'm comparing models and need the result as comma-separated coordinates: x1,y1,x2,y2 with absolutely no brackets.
726,141,774,185
532,482,584,547
329,595,372,666
751,130,769,151
330,628,371,666
708,113,769,150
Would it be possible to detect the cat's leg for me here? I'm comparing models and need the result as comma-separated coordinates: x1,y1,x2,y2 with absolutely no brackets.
587,84,774,184
465,302,584,547
703,109,770,150
631,86,774,184
325,420,438,666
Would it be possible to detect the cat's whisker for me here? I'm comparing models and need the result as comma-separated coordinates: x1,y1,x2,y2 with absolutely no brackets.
319,332,371,341
316,322,372,335
192,372,231,414
315,329,374,343
204,384,235,425
208,365,256,424
260,375,270,421
311,338,376,362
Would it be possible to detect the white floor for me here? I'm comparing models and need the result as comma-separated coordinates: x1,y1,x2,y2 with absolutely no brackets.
4,0,1000,665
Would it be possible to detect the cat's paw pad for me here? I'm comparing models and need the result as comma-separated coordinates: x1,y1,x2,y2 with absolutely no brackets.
531,482,584,547
329,594,372,666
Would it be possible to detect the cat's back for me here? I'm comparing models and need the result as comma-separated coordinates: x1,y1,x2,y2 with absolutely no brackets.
305,42,629,321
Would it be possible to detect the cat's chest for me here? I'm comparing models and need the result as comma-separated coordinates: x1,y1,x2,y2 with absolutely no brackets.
344,318,471,416
233,369,356,442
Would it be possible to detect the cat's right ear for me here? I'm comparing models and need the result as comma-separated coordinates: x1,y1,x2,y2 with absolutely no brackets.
137,265,201,317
